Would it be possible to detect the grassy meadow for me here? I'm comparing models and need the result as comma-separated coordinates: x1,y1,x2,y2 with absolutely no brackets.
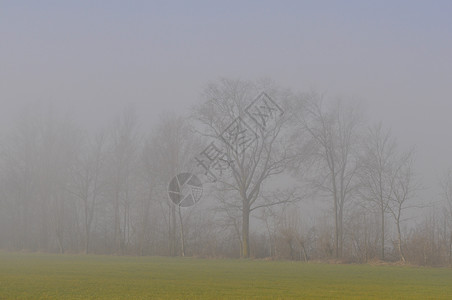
0,252,451,299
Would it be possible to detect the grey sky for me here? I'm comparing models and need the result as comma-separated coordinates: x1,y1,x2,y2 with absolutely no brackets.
1,1,452,203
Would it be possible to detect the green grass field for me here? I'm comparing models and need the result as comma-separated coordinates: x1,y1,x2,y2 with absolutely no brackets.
0,252,451,299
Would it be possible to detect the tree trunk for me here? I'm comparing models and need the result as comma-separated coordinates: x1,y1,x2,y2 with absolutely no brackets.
139,191,151,256
84,225,90,254
396,220,405,263
57,235,64,254
449,231,452,265
288,238,294,260
334,195,339,258
338,203,344,258
84,199,90,254
114,188,121,255
242,204,250,258
381,206,385,260
178,206,185,257
300,242,308,262
170,204,177,256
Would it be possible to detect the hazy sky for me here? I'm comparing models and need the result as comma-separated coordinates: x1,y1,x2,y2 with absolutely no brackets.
1,1,452,203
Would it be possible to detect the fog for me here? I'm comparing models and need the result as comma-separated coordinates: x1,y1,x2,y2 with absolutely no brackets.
1,1,452,263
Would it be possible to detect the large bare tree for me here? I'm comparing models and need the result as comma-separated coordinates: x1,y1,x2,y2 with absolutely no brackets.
193,78,298,258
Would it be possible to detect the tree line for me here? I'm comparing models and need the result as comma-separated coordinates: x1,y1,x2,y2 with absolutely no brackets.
0,78,451,266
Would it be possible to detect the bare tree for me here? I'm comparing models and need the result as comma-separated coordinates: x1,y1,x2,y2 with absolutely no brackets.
295,93,362,258
440,169,452,264
136,138,157,256
193,78,299,258
45,119,80,254
276,205,310,261
257,206,278,258
0,108,40,250
68,132,106,254
387,150,417,262
148,113,199,256
2,107,82,253
360,124,400,260
346,207,379,262
108,108,140,254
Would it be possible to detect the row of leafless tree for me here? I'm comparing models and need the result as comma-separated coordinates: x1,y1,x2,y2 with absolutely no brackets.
0,78,451,266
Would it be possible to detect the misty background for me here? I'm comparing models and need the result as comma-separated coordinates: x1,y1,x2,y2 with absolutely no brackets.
2,1,451,195
1,1,452,262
